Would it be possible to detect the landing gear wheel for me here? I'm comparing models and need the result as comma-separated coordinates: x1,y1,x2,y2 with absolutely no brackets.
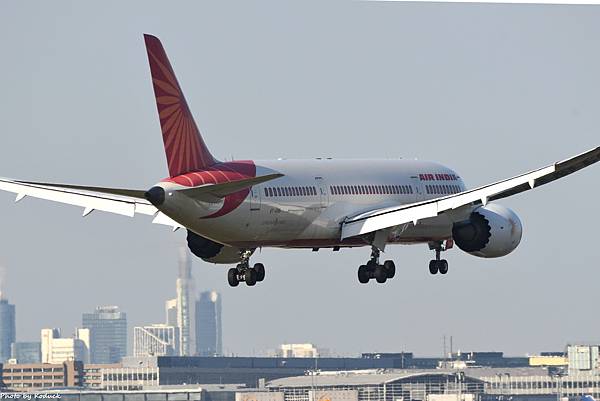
227,268,239,287
438,259,449,274
374,265,388,283
383,260,395,279
244,268,257,286
254,263,265,282
358,265,370,284
429,260,438,275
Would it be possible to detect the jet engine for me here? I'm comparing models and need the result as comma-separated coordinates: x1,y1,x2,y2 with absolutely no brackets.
186,230,245,264
452,204,522,258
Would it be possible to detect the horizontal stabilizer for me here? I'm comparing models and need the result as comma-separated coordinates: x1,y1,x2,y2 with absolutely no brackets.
178,173,283,202
14,180,147,199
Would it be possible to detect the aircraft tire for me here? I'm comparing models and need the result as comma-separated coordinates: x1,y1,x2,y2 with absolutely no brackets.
254,263,265,282
438,260,449,274
227,268,239,287
383,260,395,278
357,265,370,284
245,268,257,286
374,266,387,283
429,260,438,275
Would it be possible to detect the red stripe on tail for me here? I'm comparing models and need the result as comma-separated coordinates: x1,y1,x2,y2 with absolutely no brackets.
144,34,218,177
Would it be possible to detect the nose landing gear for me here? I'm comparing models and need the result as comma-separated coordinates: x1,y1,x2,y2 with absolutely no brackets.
357,247,395,284
227,250,266,287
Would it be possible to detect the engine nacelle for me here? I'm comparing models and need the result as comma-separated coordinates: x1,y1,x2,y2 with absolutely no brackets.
452,204,522,258
186,230,246,264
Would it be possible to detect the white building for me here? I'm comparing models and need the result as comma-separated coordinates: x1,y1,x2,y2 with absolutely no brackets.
165,298,178,327
568,344,600,375
133,324,179,357
273,344,323,358
41,328,90,363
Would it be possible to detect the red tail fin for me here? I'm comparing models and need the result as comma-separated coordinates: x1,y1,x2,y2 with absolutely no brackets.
144,34,218,177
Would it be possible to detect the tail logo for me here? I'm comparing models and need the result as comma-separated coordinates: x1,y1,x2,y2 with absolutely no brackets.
144,34,218,177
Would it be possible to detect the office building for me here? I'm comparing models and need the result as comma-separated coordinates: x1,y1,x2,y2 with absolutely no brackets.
568,344,600,375
273,344,321,358
0,360,84,390
0,297,16,363
41,328,90,364
195,290,222,356
10,342,41,364
82,306,127,363
133,324,179,357
166,298,178,327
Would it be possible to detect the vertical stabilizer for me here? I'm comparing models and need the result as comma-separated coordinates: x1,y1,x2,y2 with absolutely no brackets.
144,34,218,177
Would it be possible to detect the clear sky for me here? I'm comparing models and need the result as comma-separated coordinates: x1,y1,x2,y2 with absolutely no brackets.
0,1,598,357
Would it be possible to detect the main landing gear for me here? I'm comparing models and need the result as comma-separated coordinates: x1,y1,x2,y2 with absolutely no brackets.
428,241,449,275
227,250,266,287
357,247,396,284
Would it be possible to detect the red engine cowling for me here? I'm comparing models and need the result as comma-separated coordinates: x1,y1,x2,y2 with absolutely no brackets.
452,204,523,258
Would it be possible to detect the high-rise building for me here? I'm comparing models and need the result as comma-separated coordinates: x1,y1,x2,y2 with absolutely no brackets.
11,341,41,363
0,297,16,363
195,291,222,356
165,298,178,327
82,306,127,363
169,249,195,356
133,324,179,357
41,328,90,363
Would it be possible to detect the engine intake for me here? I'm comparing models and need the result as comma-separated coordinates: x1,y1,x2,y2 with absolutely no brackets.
452,204,522,258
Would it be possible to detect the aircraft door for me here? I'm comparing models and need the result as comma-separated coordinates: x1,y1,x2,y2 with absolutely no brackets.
410,176,424,202
250,186,261,211
315,176,328,208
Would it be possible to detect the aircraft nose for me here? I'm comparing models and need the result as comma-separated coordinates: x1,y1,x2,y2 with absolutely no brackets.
145,186,165,206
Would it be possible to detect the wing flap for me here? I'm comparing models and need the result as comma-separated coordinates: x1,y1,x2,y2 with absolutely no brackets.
342,146,599,240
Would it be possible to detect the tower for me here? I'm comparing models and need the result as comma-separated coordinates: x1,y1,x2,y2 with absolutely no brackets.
195,291,222,356
175,248,195,356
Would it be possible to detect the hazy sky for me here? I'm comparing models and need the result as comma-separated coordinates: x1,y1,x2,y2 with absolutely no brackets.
0,1,598,358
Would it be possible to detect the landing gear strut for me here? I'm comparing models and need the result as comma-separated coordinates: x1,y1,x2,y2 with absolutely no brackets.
227,250,266,287
357,246,395,284
428,241,449,275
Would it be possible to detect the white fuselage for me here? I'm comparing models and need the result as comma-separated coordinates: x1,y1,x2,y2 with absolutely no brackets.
156,159,469,249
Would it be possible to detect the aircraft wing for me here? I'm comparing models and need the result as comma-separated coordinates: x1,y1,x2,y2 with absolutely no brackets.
0,178,182,229
341,146,600,240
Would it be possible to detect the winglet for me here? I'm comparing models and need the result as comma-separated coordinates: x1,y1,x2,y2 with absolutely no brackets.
144,34,218,177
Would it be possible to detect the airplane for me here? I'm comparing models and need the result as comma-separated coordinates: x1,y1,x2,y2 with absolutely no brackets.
0,34,598,288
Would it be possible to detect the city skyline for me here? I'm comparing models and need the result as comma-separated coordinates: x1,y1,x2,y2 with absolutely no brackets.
0,1,598,356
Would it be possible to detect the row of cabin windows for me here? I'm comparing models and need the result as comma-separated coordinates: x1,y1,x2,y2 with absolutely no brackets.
426,184,461,195
331,184,413,196
264,186,318,198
